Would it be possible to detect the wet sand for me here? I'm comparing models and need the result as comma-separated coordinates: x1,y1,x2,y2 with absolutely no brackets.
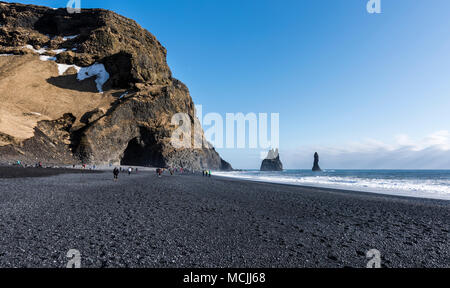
0,168,448,268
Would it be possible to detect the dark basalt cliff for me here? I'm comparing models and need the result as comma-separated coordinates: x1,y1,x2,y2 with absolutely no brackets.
260,149,283,171
0,2,232,170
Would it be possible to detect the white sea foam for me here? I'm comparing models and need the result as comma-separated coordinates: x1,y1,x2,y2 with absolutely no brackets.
213,171,450,200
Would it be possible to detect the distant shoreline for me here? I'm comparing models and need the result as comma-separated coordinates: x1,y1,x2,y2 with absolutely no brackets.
214,173,450,203
1,165,449,202
213,170,450,201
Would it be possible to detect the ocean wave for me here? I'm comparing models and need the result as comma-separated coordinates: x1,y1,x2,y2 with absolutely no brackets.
213,171,450,200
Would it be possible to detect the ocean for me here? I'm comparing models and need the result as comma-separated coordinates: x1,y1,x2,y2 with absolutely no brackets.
213,170,450,201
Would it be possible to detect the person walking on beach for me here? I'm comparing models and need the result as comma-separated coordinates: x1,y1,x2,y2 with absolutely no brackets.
128,167,132,175
113,167,120,181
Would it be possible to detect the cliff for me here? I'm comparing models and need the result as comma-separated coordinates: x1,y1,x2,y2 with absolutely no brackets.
0,2,232,170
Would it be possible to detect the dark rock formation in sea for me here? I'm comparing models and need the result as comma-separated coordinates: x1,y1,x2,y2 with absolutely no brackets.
312,152,322,172
0,2,232,170
260,149,283,171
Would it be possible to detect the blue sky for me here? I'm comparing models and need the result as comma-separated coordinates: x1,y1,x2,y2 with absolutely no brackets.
7,0,450,169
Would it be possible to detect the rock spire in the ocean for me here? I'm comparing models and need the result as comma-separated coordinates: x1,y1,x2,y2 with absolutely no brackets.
312,152,322,172
260,149,283,171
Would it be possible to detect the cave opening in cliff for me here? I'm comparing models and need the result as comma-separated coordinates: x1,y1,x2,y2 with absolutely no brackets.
120,127,165,167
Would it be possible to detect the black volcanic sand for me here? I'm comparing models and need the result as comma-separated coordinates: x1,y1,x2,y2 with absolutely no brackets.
0,170,448,268
0,166,100,179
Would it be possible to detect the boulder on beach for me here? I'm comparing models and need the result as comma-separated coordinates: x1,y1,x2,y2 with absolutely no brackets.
312,152,322,172
260,149,283,171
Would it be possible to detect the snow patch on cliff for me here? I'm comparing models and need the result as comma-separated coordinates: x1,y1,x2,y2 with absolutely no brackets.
24,44,47,54
52,48,67,54
77,63,110,93
39,55,57,61
57,63,81,75
62,35,79,41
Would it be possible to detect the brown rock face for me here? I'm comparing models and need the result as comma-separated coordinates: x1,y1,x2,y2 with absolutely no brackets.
0,2,232,170
0,2,170,85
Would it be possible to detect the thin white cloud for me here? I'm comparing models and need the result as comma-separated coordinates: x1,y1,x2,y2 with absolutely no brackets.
283,130,450,169
392,130,450,151
423,130,450,150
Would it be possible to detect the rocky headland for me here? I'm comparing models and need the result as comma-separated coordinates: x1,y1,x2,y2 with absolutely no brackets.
0,2,231,170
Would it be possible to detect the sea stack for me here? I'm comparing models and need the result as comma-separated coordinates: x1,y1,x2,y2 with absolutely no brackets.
312,152,322,172
260,149,283,171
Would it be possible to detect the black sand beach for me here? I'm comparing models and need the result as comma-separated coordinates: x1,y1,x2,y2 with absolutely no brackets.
0,166,100,179
0,168,448,268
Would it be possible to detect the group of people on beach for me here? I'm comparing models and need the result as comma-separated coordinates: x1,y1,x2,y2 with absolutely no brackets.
112,166,210,181
15,160,43,168
157,167,184,177
113,166,138,181
71,164,97,170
